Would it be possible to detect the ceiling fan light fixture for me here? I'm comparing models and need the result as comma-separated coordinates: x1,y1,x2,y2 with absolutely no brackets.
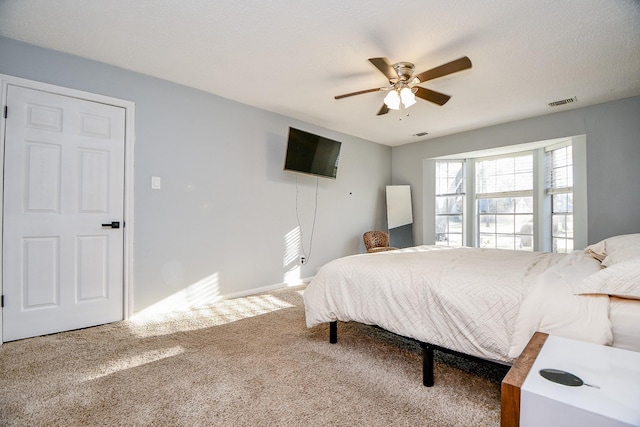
384,90,401,110
400,87,417,108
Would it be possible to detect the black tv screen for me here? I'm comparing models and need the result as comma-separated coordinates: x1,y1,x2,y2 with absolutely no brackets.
284,127,341,179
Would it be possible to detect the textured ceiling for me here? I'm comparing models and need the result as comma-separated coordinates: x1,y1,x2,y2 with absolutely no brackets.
1,0,639,146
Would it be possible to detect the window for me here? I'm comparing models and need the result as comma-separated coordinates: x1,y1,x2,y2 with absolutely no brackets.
547,144,574,253
435,160,465,246
476,154,534,251
432,137,583,253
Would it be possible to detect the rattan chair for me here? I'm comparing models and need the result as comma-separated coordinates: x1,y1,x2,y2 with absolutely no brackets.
363,230,398,253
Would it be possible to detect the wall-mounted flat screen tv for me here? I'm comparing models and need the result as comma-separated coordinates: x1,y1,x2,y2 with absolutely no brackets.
284,127,341,179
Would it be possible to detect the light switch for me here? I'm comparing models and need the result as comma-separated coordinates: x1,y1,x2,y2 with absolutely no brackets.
151,176,162,190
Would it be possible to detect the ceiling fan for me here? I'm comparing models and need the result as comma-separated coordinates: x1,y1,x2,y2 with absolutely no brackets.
334,56,472,116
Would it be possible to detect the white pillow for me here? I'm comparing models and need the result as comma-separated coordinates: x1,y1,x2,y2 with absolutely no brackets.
585,233,640,267
600,233,640,267
573,258,640,300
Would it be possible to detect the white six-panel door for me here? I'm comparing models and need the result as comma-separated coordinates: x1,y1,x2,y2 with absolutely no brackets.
2,84,125,341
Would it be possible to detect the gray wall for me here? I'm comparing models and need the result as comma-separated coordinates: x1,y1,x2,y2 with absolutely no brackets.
3,35,638,313
392,96,640,246
0,37,391,311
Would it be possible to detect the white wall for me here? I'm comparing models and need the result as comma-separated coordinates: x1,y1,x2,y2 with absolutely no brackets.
0,37,391,312
392,96,640,246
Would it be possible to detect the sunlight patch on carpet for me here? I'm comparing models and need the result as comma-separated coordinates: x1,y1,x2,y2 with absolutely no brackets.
81,346,185,381
128,294,294,337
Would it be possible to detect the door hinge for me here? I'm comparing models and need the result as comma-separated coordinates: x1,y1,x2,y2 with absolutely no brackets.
1,295,4,308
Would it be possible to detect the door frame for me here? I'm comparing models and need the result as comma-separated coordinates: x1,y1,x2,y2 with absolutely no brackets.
0,74,135,344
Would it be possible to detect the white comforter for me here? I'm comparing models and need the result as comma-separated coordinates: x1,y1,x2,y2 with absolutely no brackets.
304,245,611,362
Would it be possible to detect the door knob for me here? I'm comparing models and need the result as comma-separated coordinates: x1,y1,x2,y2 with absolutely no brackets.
102,221,120,229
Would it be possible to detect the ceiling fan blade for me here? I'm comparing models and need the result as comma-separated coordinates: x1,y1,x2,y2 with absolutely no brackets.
376,104,389,116
415,87,451,106
368,57,396,81
334,88,382,100
413,56,472,83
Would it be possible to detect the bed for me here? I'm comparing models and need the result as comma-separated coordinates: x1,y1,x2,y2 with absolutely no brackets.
303,233,640,386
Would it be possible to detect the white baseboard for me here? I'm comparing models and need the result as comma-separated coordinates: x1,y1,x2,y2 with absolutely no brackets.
222,277,314,300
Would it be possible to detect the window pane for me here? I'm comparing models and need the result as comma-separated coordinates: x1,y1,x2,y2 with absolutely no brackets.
448,234,463,246
518,237,534,251
497,235,516,250
519,234,533,249
496,198,514,214
479,214,495,231
515,172,533,191
447,196,463,214
514,197,533,213
497,215,515,233
476,194,533,251
436,161,464,195
565,215,574,238
553,215,567,237
436,236,448,245
554,167,569,188
548,144,574,253
552,193,573,214
479,233,495,248
517,215,534,233
515,156,533,173
436,160,465,246
553,194,567,213
517,216,534,249
476,154,533,194
479,198,497,213
448,215,463,234
553,237,574,253
551,145,573,188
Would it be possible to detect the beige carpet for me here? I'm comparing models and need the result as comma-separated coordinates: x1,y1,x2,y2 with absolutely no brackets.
0,285,508,426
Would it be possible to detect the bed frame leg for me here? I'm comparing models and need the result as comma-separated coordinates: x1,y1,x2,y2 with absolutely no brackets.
421,343,434,387
329,321,337,344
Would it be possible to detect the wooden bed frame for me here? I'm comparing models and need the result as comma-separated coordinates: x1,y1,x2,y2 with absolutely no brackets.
329,320,510,387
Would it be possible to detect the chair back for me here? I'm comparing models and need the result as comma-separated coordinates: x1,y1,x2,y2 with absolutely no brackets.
363,231,390,253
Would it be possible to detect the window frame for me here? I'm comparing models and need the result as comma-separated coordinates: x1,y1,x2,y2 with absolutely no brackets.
428,135,587,252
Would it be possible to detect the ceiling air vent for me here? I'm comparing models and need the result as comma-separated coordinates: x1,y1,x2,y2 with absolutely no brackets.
413,132,429,137
548,96,577,107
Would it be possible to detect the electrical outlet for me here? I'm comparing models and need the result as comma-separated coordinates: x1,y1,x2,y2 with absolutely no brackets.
300,256,307,265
